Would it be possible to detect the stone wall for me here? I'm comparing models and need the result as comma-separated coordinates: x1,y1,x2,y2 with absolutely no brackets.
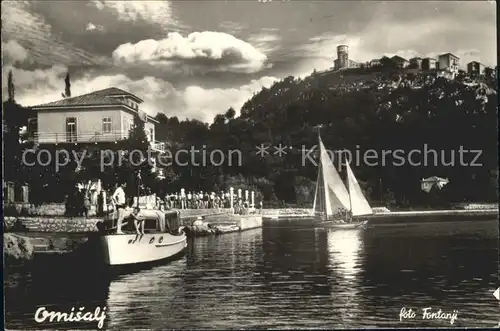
4,203,99,217
4,203,234,218
179,208,233,218
238,215,263,231
2,208,286,233
5,203,67,216
259,207,390,215
4,217,100,233
451,203,498,210
5,203,308,218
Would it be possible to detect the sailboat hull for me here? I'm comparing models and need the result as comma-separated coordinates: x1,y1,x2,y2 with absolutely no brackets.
318,220,368,229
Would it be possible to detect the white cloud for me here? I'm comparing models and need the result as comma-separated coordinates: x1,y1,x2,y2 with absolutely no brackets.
91,0,180,29
248,33,281,54
183,76,278,122
3,64,278,123
218,21,247,33
2,40,30,64
2,64,69,105
112,31,269,74
86,22,104,32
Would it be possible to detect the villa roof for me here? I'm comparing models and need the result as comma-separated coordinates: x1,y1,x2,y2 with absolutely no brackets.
31,87,158,123
439,53,460,59
31,87,144,109
391,55,409,62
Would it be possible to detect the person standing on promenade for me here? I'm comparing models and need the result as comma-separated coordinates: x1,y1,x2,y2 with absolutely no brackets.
187,191,192,209
97,191,104,216
180,189,186,209
83,189,91,218
112,181,127,234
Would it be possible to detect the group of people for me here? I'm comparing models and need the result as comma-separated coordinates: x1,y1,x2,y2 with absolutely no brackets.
162,191,251,210
108,182,263,235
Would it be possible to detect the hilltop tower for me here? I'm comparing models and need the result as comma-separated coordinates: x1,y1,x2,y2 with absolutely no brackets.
337,45,349,70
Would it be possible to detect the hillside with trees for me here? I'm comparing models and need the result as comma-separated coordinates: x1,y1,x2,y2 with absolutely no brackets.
4,66,498,208
154,67,498,208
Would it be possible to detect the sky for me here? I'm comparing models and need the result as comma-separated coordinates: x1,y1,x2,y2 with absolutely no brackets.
2,0,497,123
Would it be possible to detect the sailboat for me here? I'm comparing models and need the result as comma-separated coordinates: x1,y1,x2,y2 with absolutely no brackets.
312,133,372,229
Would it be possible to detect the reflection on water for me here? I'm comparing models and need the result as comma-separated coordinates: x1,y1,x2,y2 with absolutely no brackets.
106,260,187,329
326,229,364,327
327,229,363,281
4,219,499,329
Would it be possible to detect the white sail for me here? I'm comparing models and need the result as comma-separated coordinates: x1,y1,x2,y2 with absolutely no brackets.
312,160,323,213
313,138,351,217
346,162,373,216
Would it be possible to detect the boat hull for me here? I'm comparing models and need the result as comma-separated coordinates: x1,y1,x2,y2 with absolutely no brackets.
100,232,187,266
318,220,368,229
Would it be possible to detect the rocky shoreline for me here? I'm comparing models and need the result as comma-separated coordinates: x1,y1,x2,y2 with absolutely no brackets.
4,233,35,266
4,233,91,266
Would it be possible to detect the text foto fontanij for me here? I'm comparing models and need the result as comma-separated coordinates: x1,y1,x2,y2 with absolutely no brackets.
400,307,459,325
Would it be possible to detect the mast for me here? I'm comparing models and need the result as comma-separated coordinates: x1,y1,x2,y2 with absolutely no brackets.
136,170,141,208
315,125,327,221
318,127,324,221
346,155,352,222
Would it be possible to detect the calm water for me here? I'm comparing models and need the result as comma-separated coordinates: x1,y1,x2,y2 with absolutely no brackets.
4,218,499,329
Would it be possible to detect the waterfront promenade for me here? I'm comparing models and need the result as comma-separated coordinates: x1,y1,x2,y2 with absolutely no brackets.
4,204,498,233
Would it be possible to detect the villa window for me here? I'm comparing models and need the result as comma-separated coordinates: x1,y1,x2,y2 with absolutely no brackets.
102,117,112,133
65,117,77,142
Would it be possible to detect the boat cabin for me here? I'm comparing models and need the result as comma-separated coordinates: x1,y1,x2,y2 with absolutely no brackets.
99,209,181,235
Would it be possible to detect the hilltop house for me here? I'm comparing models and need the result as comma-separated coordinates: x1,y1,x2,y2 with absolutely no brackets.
379,56,393,67
29,87,166,178
422,58,437,70
369,58,381,67
333,45,362,71
438,53,460,75
391,56,410,68
421,176,449,193
409,57,423,69
467,61,486,76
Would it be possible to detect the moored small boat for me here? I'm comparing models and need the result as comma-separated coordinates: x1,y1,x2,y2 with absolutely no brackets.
98,209,187,266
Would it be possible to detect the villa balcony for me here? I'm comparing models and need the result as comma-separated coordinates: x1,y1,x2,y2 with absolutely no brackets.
31,130,166,153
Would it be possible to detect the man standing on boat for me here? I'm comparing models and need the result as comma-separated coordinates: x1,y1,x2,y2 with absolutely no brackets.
112,181,127,234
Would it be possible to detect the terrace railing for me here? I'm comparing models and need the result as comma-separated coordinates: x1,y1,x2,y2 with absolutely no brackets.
33,131,166,152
